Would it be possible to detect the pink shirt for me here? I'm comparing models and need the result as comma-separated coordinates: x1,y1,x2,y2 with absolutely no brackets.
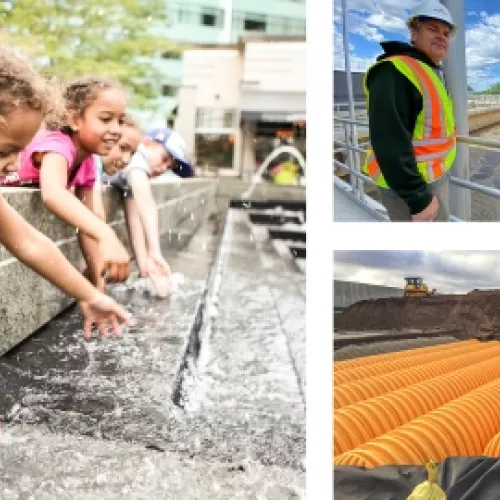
16,130,96,189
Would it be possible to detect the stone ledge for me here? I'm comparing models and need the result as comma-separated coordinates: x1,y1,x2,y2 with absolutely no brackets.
0,179,217,356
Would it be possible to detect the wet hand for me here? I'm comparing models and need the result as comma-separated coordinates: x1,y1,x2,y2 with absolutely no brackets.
98,228,130,282
412,196,439,222
79,291,132,340
148,251,171,276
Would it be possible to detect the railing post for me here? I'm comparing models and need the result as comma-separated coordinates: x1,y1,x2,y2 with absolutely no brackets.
344,122,357,193
341,0,364,201
442,0,471,220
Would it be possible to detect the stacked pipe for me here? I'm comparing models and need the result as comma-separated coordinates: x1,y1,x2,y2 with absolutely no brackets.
335,340,480,385
334,344,500,456
334,377,500,468
334,339,462,372
334,341,494,408
484,431,500,456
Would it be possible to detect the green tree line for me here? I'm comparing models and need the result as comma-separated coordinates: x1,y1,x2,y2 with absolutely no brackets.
0,0,179,107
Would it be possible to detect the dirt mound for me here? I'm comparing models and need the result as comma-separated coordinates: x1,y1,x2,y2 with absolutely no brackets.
335,292,500,339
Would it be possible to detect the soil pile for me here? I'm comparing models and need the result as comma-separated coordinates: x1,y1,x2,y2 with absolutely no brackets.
335,291,500,339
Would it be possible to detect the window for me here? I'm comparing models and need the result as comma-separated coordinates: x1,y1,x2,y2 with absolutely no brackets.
233,11,304,35
196,108,237,129
201,13,216,26
244,17,267,32
195,134,235,169
161,85,178,97
162,50,181,60
200,8,223,28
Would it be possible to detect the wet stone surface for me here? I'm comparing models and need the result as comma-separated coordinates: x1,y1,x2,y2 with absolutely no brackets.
0,425,304,500
0,211,305,498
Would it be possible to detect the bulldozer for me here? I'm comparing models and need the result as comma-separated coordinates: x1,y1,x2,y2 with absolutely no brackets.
404,276,437,297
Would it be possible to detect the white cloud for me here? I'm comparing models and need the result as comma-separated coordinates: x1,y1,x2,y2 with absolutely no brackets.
334,4,500,91
365,13,407,33
333,22,376,72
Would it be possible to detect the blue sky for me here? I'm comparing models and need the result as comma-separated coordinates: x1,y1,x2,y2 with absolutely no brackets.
333,0,500,90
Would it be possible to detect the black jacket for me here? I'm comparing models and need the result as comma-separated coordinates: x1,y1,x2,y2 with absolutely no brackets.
366,41,447,215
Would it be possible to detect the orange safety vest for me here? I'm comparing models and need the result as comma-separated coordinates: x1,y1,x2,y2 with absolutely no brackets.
363,55,456,188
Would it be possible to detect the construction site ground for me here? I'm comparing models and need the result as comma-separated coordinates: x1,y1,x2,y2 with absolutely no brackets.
333,291,500,499
335,289,500,339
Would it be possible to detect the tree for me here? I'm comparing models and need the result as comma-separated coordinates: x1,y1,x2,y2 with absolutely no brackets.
484,83,500,95
0,0,180,107
467,85,474,92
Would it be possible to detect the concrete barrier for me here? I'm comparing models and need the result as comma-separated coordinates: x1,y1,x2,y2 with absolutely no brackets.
334,279,404,312
0,179,217,356
0,177,306,356
469,107,500,133
214,178,305,214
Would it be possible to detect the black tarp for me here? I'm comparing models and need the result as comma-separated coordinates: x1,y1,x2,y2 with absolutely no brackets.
334,457,500,499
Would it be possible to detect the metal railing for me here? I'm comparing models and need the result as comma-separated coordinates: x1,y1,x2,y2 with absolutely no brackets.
333,115,500,222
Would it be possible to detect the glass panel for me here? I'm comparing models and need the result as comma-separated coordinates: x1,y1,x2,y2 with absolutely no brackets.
244,18,267,32
195,134,235,169
195,108,237,129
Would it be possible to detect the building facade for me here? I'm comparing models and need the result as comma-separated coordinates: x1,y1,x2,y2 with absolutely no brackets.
175,35,306,176
148,0,306,126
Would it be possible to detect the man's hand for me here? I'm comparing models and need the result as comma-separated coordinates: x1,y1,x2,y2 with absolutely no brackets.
412,196,439,222
79,292,132,340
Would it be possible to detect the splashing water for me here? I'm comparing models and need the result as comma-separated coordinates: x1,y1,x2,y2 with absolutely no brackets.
241,145,306,199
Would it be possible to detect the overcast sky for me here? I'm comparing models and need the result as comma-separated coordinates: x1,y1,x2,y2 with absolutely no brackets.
334,250,500,293
333,0,500,90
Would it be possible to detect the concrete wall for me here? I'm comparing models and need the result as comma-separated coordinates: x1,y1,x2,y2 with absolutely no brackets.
175,85,198,161
242,41,306,93
214,178,305,213
0,179,217,357
468,107,500,133
182,49,242,108
334,279,404,312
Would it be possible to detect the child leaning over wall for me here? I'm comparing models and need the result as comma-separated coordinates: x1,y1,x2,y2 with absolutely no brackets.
15,76,131,293
102,126,194,297
0,47,131,338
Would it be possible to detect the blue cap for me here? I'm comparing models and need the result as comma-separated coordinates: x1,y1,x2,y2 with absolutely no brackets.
145,128,194,178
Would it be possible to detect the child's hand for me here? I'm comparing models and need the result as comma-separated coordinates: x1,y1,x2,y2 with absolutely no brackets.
148,251,171,276
79,291,132,339
146,252,173,298
98,228,130,282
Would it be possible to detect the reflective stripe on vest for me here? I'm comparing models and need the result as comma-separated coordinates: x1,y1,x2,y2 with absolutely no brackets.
363,55,456,187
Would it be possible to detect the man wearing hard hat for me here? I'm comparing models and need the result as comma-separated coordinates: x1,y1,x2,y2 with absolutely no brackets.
362,0,456,221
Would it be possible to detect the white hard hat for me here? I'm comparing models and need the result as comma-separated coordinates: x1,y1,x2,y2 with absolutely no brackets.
407,0,456,33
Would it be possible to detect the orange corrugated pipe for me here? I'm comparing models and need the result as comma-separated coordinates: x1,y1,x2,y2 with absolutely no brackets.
335,340,487,385
334,342,498,408
334,377,500,468
334,339,465,372
334,346,500,456
484,431,500,456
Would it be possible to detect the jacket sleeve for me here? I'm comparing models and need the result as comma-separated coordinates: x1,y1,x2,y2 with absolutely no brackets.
367,62,433,215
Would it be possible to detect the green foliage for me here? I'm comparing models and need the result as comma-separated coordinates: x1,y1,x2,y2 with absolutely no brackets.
0,0,179,107
483,83,500,95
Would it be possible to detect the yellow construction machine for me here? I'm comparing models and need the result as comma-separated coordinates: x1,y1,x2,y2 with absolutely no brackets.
404,277,436,297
